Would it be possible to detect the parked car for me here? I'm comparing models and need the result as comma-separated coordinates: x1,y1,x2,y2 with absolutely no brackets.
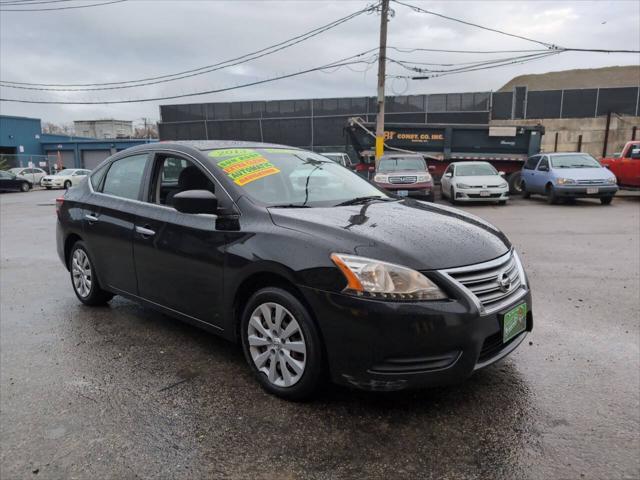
440,161,509,205
321,152,352,168
8,167,48,185
373,153,434,201
41,168,91,190
57,141,532,400
0,170,32,192
521,153,618,204
600,141,640,188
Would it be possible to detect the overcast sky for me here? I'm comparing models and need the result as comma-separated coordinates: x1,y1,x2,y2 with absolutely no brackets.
1,0,639,125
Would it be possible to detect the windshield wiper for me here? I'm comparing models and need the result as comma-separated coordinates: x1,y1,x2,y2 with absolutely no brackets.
334,196,389,207
270,204,311,208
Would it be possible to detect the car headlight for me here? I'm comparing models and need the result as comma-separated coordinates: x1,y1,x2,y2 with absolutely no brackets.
416,173,432,183
374,174,389,183
330,253,448,301
606,177,617,184
456,183,471,189
556,178,576,185
500,182,508,188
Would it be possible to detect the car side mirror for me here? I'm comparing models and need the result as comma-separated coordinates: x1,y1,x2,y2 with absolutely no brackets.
173,190,218,215
498,171,505,176
604,164,611,170
444,172,453,178
539,166,549,172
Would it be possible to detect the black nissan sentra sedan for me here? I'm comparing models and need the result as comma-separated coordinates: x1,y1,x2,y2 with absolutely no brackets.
56,141,532,399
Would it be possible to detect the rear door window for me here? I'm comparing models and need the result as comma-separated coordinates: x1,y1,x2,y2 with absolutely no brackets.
101,154,148,200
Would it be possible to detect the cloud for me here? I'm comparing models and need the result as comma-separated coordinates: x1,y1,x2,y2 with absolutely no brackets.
1,0,638,123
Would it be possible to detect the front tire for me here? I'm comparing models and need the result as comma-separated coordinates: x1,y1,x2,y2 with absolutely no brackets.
600,196,613,205
241,287,324,400
64,180,72,189
45,186,52,190
20,182,30,192
546,184,558,205
521,181,531,199
449,187,457,205
69,241,113,306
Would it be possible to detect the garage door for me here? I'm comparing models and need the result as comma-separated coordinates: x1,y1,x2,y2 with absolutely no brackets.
46,150,75,168
81,150,111,170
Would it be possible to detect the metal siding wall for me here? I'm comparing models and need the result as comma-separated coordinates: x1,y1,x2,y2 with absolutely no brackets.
596,87,639,116
526,90,562,118
561,89,598,118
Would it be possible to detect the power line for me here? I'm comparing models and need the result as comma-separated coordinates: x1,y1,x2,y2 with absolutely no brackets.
0,0,126,11
0,53,379,104
406,51,563,80
388,46,552,55
388,51,561,74
0,2,379,88
392,0,558,49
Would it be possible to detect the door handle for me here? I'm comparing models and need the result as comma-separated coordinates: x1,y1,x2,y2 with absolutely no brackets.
135,225,156,238
85,213,99,223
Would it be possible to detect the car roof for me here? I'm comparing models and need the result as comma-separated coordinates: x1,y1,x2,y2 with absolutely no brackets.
155,140,301,151
545,152,590,156
450,161,492,166
380,153,424,159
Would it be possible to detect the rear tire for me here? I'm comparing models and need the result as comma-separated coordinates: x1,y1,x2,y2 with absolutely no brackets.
69,241,113,306
546,184,558,205
600,196,613,205
241,287,324,401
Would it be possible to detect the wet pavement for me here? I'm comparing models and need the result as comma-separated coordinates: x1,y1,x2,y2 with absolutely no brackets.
1,189,639,479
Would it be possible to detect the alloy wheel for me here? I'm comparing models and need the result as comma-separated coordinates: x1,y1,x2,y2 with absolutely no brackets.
71,249,92,298
247,302,307,387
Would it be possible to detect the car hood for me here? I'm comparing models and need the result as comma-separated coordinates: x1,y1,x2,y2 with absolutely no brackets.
377,169,427,175
552,167,615,180
455,175,506,185
44,175,66,180
268,199,510,270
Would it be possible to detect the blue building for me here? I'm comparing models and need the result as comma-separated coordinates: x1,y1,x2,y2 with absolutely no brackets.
0,114,156,171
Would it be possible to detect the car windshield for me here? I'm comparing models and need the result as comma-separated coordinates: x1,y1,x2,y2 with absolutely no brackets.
551,154,601,168
8,168,22,174
456,164,498,176
378,157,426,172
322,154,342,162
209,148,391,207
57,169,75,175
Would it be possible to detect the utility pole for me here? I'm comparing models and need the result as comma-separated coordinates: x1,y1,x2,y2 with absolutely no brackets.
375,0,389,167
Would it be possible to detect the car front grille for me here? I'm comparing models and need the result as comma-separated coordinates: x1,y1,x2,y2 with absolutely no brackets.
576,179,607,185
389,176,417,184
467,193,502,198
440,250,526,314
468,185,502,188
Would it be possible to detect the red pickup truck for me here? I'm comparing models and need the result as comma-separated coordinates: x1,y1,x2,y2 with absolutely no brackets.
601,141,640,188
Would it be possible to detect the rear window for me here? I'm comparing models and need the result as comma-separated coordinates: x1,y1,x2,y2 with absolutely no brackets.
378,157,426,172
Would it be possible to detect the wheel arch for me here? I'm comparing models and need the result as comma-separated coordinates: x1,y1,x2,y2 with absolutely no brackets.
63,233,83,270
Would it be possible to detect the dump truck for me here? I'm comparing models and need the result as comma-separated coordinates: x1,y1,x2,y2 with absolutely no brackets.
345,118,545,193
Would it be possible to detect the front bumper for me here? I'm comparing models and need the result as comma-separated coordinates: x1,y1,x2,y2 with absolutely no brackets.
300,284,532,391
455,187,509,202
554,185,618,197
41,179,64,188
376,181,434,198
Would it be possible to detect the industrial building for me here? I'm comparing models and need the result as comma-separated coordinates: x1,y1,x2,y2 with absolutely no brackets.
73,119,134,139
158,67,639,159
0,115,155,171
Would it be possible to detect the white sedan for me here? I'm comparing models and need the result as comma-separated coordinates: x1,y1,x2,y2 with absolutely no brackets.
441,161,509,205
8,167,48,185
41,169,91,190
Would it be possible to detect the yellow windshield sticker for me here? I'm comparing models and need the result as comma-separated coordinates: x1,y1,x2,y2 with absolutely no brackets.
209,148,258,158
217,154,280,186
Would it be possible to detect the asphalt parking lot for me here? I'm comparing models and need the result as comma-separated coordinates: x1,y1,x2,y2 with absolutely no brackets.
1,188,639,480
